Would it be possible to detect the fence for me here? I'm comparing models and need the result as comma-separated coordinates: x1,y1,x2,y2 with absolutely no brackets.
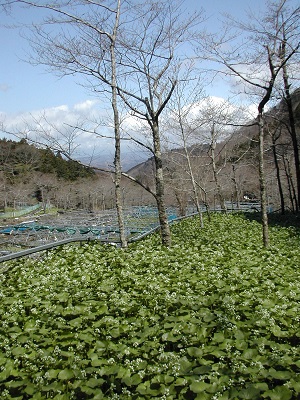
0,204,41,219
0,203,261,263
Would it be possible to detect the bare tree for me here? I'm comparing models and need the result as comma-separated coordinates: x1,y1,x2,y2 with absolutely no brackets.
3,0,130,246
3,0,204,247
112,1,204,246
165,69,207,226
193,97,238,213
265,115,287,214
271,0,300,211
283,152,298,211
198,0,300,247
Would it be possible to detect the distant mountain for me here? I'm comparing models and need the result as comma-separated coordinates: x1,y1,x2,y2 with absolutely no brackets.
126,156,155,176
126,88,300,180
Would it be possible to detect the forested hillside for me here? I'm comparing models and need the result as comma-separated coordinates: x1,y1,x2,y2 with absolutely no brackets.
0,139,100,212
0,138,95,182
0,137,152,213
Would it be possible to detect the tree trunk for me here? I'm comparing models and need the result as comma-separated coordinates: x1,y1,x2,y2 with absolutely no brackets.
210,128,227,213
174,190,187,217
271,135,285,214
231,164,240,210
258,112,269,247
282,71,300,212
111,0,127,248
152,121,171,247
113,121,127,247
190,174,204,227
183,135,204,227
283,155,298,213
280,32,300,212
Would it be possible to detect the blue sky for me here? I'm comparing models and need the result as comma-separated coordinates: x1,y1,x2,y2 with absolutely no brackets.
0,0,267,115
0,0,297,167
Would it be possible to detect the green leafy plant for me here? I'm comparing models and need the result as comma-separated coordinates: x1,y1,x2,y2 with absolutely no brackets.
0,213,299,399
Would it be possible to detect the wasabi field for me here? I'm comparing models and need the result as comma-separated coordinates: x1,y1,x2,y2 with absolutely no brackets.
0,213,299,399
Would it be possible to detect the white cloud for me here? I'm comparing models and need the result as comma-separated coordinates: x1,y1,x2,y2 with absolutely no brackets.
47,104,69,114
185,96,235,117
171,95,256,126
0,99,116,166
74,99,98,112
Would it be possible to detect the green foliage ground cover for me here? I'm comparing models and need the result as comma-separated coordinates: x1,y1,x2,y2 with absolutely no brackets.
0,213,300,400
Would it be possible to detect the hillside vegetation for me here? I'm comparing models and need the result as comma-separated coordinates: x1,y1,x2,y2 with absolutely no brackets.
0,213,300,399
0,138,95,183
